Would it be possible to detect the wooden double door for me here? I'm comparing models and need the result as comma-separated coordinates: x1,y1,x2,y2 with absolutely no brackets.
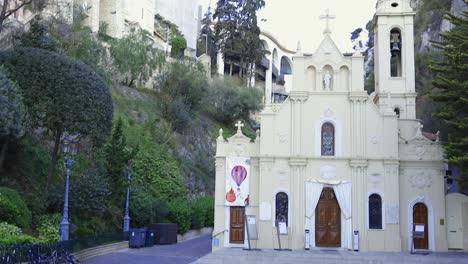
230,206,245,244
316,188,341,247
413,203,429,249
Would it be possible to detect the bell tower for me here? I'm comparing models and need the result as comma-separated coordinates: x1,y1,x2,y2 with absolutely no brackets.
374,0,417,119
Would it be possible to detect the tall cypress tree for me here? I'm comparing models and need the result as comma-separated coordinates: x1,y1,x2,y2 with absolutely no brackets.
430,8,468,189
214,0,266,82
197,7,217,73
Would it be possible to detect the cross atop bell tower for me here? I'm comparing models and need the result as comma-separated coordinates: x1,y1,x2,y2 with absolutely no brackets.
319,9,336,35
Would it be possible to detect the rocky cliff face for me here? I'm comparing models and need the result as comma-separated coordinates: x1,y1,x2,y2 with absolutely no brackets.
416,0,467,52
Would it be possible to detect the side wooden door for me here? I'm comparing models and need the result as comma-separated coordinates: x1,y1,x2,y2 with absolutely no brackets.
316,188,341,247
413,203,429,249
230,206,245,244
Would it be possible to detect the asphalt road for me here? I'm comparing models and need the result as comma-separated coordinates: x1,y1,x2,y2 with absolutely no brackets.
83,234,212,264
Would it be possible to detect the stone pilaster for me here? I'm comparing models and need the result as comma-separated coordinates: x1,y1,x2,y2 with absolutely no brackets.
289,91,308,157
349,94,368,158
350,159,368,250
289,157,307,249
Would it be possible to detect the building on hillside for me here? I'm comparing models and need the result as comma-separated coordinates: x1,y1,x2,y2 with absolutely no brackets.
154,0,202,54
216,31,295,105
0,0,202,56
213,0,451,252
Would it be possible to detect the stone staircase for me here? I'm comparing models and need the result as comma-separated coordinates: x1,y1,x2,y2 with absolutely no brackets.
194,248,468,264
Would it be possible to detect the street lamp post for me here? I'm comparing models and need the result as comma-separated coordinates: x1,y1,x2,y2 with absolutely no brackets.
123,160,133,233
60,137,78,241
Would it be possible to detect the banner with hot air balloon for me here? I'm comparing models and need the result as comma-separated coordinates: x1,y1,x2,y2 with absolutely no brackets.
225,157,250,206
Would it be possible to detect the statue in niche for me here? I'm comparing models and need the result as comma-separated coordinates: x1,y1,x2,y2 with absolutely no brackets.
323,71,332,90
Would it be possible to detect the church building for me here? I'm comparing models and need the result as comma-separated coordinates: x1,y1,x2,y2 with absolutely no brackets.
213,0,448,252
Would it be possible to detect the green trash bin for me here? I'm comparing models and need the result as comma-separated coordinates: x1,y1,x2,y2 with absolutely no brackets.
145,229,155,247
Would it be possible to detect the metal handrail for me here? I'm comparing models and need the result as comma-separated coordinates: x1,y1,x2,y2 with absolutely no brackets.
212,230,227,238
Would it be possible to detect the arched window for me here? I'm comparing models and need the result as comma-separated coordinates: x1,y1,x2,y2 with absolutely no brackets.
321,122,335,156
275,192,288,226
394,107,400,118
390,28,402,77
369,194,382,229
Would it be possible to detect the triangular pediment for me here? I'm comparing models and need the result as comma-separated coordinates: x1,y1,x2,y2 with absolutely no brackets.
312,34,344,61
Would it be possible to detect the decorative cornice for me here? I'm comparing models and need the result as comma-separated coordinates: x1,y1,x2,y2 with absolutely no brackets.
289,91,309,102
289,157,308,167
349,159,369,168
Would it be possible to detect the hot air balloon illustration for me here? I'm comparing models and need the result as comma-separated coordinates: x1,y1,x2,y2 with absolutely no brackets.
231,165,247,192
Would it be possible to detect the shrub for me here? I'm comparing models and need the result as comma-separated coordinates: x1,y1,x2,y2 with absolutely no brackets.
206,78,263,125
0,187,32,228
0,222,22,237
167,198,191,234
37,214,61,242
0,222,37,245
157,61,208,129
130,184,169,227
190,196,214,229
133,149,186,200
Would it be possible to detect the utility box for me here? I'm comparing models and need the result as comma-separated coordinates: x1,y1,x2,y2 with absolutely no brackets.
145,230,155,247
129,228,147,248
151,223,178,245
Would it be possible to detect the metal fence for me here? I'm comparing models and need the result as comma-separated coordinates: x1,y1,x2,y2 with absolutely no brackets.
0,232,129,264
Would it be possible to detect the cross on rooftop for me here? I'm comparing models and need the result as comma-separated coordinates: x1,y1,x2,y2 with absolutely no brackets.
320,8,336,35
235,121,244,132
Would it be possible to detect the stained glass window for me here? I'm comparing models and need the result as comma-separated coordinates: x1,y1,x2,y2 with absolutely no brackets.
321,122,335,156
275,192,288,226
369,194,382,229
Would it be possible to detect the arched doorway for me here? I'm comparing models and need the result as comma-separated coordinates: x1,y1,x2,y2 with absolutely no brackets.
413,203,429,249
316,188,341,247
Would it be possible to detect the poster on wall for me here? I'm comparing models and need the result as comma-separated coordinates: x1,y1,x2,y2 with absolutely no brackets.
225,157,250,206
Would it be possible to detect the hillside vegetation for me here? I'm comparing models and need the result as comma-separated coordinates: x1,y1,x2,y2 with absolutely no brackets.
0,13,262,242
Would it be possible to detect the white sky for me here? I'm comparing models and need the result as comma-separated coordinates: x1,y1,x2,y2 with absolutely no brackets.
197,0,377,53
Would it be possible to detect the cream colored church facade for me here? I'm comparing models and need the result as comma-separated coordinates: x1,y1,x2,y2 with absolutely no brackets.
213,0,449,252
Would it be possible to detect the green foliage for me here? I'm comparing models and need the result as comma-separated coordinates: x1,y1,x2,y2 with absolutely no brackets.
0,48,113,145
110,28,165,86
157,61,208,130
0,187,31,228
214,0,266,83
430,9,468,188
170,35,187,58
0,222,22,237
0,66,24,139
103,118,133,203
129,183,169,227
190,196,214,229
37,214,60,242
69,169,112,219
133,149,186,200
167,198,191,234
0,234,38,245
206,78,263,124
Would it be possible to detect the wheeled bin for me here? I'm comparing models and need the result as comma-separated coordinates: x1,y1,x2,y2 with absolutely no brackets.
129,228,146,248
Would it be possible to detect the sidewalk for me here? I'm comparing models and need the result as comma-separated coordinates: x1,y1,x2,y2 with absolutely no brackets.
82,234,212,264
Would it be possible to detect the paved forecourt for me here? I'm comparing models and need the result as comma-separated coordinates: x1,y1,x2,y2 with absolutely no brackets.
196,248,468,264
83,234,212,264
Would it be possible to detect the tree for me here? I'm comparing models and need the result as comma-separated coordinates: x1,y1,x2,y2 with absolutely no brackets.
103,118,133,203
197,7,217,73
169,34,187,58
237,0,265,84
0,0,32,34
110,28,165,87
214,0,266,84
0,48,114,190
0,66,24,171
214,0,241,75
430,9,468,189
